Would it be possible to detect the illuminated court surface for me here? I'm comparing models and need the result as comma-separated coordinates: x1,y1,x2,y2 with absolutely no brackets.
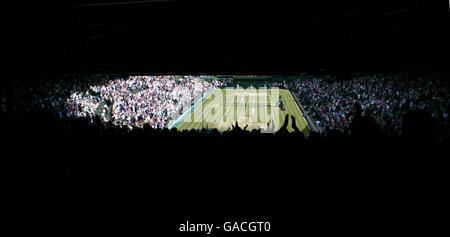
172,88,309,134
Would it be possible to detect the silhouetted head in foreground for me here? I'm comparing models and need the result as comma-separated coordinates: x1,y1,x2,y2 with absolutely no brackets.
350,102,379,144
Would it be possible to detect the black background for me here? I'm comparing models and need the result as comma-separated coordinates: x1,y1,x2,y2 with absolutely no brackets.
4,0,450,75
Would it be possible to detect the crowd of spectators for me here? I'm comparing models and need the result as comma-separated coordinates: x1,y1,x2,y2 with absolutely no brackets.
7,75,224,129
5,74,111,118
65,76,222,128
3,73,449,143
286,73,449,141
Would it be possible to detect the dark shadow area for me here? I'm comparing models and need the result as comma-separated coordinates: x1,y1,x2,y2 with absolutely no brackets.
2,73,449,236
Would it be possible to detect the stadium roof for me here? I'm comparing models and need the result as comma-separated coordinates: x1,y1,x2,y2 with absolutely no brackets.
5,0,450,74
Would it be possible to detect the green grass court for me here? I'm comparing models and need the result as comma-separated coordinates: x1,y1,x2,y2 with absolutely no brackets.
170,88,309,134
